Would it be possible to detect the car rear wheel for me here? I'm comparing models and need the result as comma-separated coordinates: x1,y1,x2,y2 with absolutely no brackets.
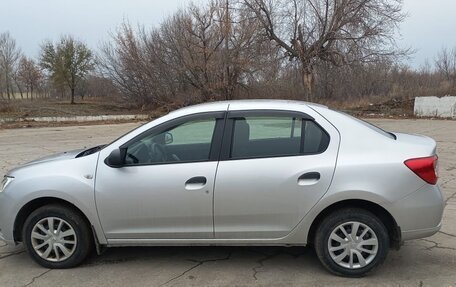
23,204,93,269
314,208,389,277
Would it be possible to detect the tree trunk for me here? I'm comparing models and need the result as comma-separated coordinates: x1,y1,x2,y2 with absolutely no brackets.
4,71,10,100
452,77,456,96
6,79,11,100
14,78,23,99
301,67,314,102
71,88,75,104
70,75,76,104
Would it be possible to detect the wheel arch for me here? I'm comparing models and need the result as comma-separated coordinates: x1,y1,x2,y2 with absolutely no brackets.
13,197,93,243
307,199,401,249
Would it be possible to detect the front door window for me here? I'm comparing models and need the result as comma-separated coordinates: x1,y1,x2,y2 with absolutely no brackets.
125,118,217,165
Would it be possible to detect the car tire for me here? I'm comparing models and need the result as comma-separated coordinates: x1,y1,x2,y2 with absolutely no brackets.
22,204,93,269
314,208,389,277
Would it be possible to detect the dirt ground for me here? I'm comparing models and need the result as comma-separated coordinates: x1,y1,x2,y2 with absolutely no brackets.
0,119,455,287
0,98,140,119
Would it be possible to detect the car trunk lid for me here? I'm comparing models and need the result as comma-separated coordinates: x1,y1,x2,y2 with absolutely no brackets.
392,132,437,156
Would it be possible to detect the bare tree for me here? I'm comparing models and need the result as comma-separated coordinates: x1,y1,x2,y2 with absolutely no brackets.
241,0,407,100
40,35,94,104
159,4,225,101
99,22,175,108
99,0,273,107
218,0,281,100
158,0,263,101
435,47,456,94
17,56,43,100
99,0,441,109
0,32,22,99
12,70,24,99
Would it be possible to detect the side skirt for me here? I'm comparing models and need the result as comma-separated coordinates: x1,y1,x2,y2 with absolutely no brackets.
106,239,307,247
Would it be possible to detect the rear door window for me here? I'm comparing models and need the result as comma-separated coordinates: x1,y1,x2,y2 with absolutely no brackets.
230,114,329,159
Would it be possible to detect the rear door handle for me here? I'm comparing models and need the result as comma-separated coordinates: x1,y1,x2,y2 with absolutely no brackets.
298,172,321,186
185,176,207,190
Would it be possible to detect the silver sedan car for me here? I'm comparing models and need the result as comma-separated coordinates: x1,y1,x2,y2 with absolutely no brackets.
0,100,444,277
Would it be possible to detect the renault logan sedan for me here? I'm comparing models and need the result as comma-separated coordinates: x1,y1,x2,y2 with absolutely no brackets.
0,100,444,277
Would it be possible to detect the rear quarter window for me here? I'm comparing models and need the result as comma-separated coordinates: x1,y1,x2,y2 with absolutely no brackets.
336,111,396,140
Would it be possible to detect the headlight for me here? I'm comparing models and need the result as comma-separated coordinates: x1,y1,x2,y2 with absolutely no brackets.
0,176,14,192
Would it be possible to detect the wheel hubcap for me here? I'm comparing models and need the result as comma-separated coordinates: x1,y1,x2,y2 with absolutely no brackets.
328,221,378,269
31,217,77,262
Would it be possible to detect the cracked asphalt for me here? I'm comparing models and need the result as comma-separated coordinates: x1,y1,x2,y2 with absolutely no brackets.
0,119,455,287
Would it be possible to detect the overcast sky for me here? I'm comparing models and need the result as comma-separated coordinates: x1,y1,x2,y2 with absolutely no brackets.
1,0,455,69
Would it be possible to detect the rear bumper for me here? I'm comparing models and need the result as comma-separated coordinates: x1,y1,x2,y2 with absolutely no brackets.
390,184,444,241
401,223,441,241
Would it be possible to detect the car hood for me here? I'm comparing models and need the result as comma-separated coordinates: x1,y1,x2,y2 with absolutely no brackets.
24,149,86,166
20,144,107,167
5,145,106,176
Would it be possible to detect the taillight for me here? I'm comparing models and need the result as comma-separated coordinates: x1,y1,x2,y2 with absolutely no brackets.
404,155,438,185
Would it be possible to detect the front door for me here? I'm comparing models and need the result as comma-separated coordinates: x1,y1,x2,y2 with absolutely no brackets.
95,113,225,240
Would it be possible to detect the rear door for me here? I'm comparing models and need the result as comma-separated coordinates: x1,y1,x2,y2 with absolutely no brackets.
214,109,340,239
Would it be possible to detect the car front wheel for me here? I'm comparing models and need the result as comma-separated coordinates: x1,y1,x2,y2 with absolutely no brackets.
314,208,389,277
23,204,93,269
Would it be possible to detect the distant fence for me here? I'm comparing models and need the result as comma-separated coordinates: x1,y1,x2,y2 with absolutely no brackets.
414,96,456,118
0,114,150,123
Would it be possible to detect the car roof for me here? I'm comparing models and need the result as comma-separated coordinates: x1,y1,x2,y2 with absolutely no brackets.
169,99,328,116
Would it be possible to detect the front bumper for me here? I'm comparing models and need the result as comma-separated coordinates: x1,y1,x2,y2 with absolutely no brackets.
0,190,17,246
0,229,15,246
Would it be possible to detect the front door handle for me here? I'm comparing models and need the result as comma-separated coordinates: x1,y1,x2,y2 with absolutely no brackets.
298,172,321,186
185,176,207,190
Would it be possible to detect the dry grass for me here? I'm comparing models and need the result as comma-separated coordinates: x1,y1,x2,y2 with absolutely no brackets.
0,97,142,119
0,100,15,113
320,96,414,117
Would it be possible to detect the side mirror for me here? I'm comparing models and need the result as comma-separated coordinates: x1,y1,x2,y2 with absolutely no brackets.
164,132,173,145
105,148,125,168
